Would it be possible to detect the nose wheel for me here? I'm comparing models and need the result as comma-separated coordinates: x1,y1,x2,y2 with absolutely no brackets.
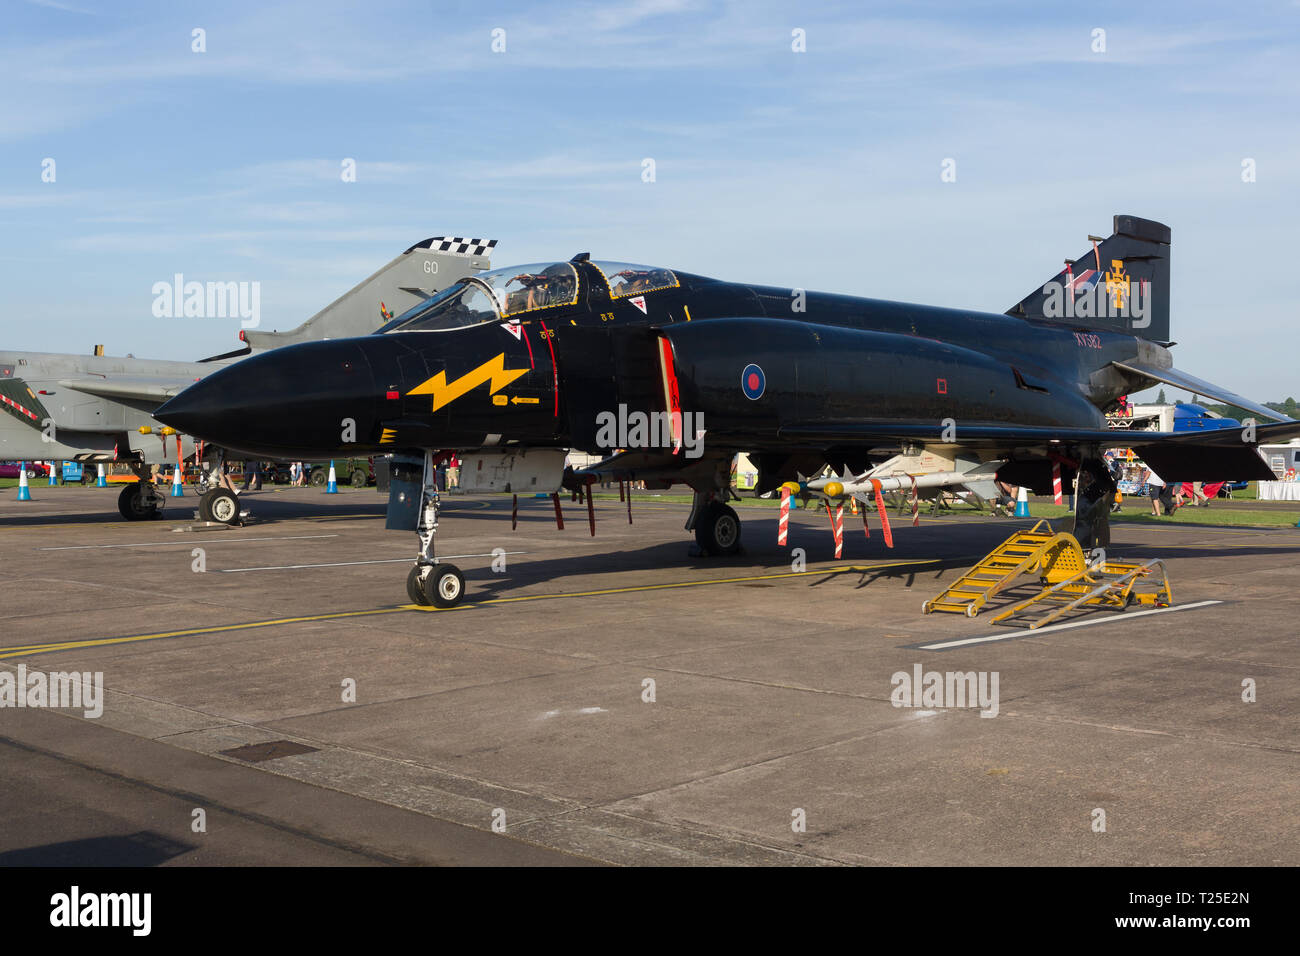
198,488,241,524
406,450,467,608
407,563,465,608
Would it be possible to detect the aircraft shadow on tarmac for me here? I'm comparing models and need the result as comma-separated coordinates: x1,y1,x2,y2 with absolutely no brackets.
0,830,194,866
445,530,967,604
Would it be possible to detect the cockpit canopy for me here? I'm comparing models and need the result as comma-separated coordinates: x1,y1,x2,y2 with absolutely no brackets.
481,262,580,316
591,261,679,298
376,259,678,333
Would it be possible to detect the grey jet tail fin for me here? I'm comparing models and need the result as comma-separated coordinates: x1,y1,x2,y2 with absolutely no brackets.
241,237,497,351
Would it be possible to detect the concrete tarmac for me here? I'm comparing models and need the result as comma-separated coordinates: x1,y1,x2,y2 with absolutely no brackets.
1,484,1297,865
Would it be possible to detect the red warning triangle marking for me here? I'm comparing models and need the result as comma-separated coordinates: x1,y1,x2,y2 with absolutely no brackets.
500,321,522,340
629,295,647,315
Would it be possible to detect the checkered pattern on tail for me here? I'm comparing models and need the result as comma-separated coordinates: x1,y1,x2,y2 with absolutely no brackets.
430,237,498,257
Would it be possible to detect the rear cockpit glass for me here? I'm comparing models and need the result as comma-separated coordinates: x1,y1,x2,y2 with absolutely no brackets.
591,262,679,298
477,262,579,317
377,280,500,333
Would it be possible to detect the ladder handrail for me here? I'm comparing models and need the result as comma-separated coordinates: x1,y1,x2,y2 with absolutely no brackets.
991,559,1171,628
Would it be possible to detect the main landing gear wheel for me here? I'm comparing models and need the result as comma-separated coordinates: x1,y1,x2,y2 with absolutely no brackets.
118,483,163,521
200,488,240,525
695,502,742,556
407,563,465,608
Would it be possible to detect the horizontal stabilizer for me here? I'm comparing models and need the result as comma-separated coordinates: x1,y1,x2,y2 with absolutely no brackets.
1111,361,1292,423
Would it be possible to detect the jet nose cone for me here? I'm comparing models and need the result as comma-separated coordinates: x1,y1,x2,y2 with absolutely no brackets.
156,340,377,458
154,385,215,439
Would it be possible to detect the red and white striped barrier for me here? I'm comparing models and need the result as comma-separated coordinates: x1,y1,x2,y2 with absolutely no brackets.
1052,462,1063,505
910,476,920,527
777,488,791,546
826,501,844,559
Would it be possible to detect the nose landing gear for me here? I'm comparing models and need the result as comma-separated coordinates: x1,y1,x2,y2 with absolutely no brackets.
407,449,465,608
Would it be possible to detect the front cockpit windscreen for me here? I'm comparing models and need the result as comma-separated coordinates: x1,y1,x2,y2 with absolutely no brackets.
376,261,580,333
591,262,679,298
377,280,501,333
477,262,579,317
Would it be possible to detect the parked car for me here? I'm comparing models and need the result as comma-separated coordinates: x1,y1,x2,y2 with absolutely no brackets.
0,461,49,479
306,458,374,487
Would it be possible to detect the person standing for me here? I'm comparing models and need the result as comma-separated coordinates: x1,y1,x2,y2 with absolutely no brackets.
1143,464,1166,515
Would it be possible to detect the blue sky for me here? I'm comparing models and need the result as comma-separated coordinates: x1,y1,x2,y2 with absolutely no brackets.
2,0,1298,400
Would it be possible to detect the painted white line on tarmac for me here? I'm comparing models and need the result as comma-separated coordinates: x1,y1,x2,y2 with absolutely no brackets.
40,534,339,551
915,600,1224,651
218,551,527,572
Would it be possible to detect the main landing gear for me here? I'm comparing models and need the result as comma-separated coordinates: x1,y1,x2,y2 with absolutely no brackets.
117,473,166,521
406,450,465,608
688,486,743,556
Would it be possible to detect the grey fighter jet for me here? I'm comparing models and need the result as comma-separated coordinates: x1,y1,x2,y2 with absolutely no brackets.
0,237,497,519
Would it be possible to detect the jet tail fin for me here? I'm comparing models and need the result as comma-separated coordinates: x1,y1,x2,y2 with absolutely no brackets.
241,237,497,351
1008,215,1170,344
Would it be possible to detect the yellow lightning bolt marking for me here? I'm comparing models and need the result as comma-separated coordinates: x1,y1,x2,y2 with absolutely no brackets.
407,353,528,412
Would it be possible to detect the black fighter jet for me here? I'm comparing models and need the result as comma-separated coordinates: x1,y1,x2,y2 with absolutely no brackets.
157,215,1298,607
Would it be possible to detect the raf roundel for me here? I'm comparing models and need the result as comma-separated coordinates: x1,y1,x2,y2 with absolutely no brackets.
741,363,766,400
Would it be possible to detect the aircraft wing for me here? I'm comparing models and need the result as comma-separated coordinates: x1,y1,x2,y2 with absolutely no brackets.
779,419,1300,482
57,376,197,405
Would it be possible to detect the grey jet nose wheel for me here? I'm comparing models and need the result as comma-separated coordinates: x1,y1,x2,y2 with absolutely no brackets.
695,502,742,555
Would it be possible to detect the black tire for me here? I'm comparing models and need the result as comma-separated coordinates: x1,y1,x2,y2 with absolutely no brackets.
207,488,240,524
694,502,742,555
117,484,141,520
117,483,161,521
309,469,326,487
426,563,466,608
197,489,216,522
350,468,367,488
406,565,433,606
81,472,94,486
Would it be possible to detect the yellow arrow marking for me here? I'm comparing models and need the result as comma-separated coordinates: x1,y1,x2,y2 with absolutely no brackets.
408,353,528,412
510,396,540,405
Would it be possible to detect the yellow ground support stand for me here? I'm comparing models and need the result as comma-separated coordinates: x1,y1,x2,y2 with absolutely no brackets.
922,520,1173,625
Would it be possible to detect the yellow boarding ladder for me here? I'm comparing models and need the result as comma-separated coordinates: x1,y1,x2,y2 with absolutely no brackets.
923,520,1174,624
922,520,1068,618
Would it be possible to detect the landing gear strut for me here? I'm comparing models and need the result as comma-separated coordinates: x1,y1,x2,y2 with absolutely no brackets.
407,450,465,608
